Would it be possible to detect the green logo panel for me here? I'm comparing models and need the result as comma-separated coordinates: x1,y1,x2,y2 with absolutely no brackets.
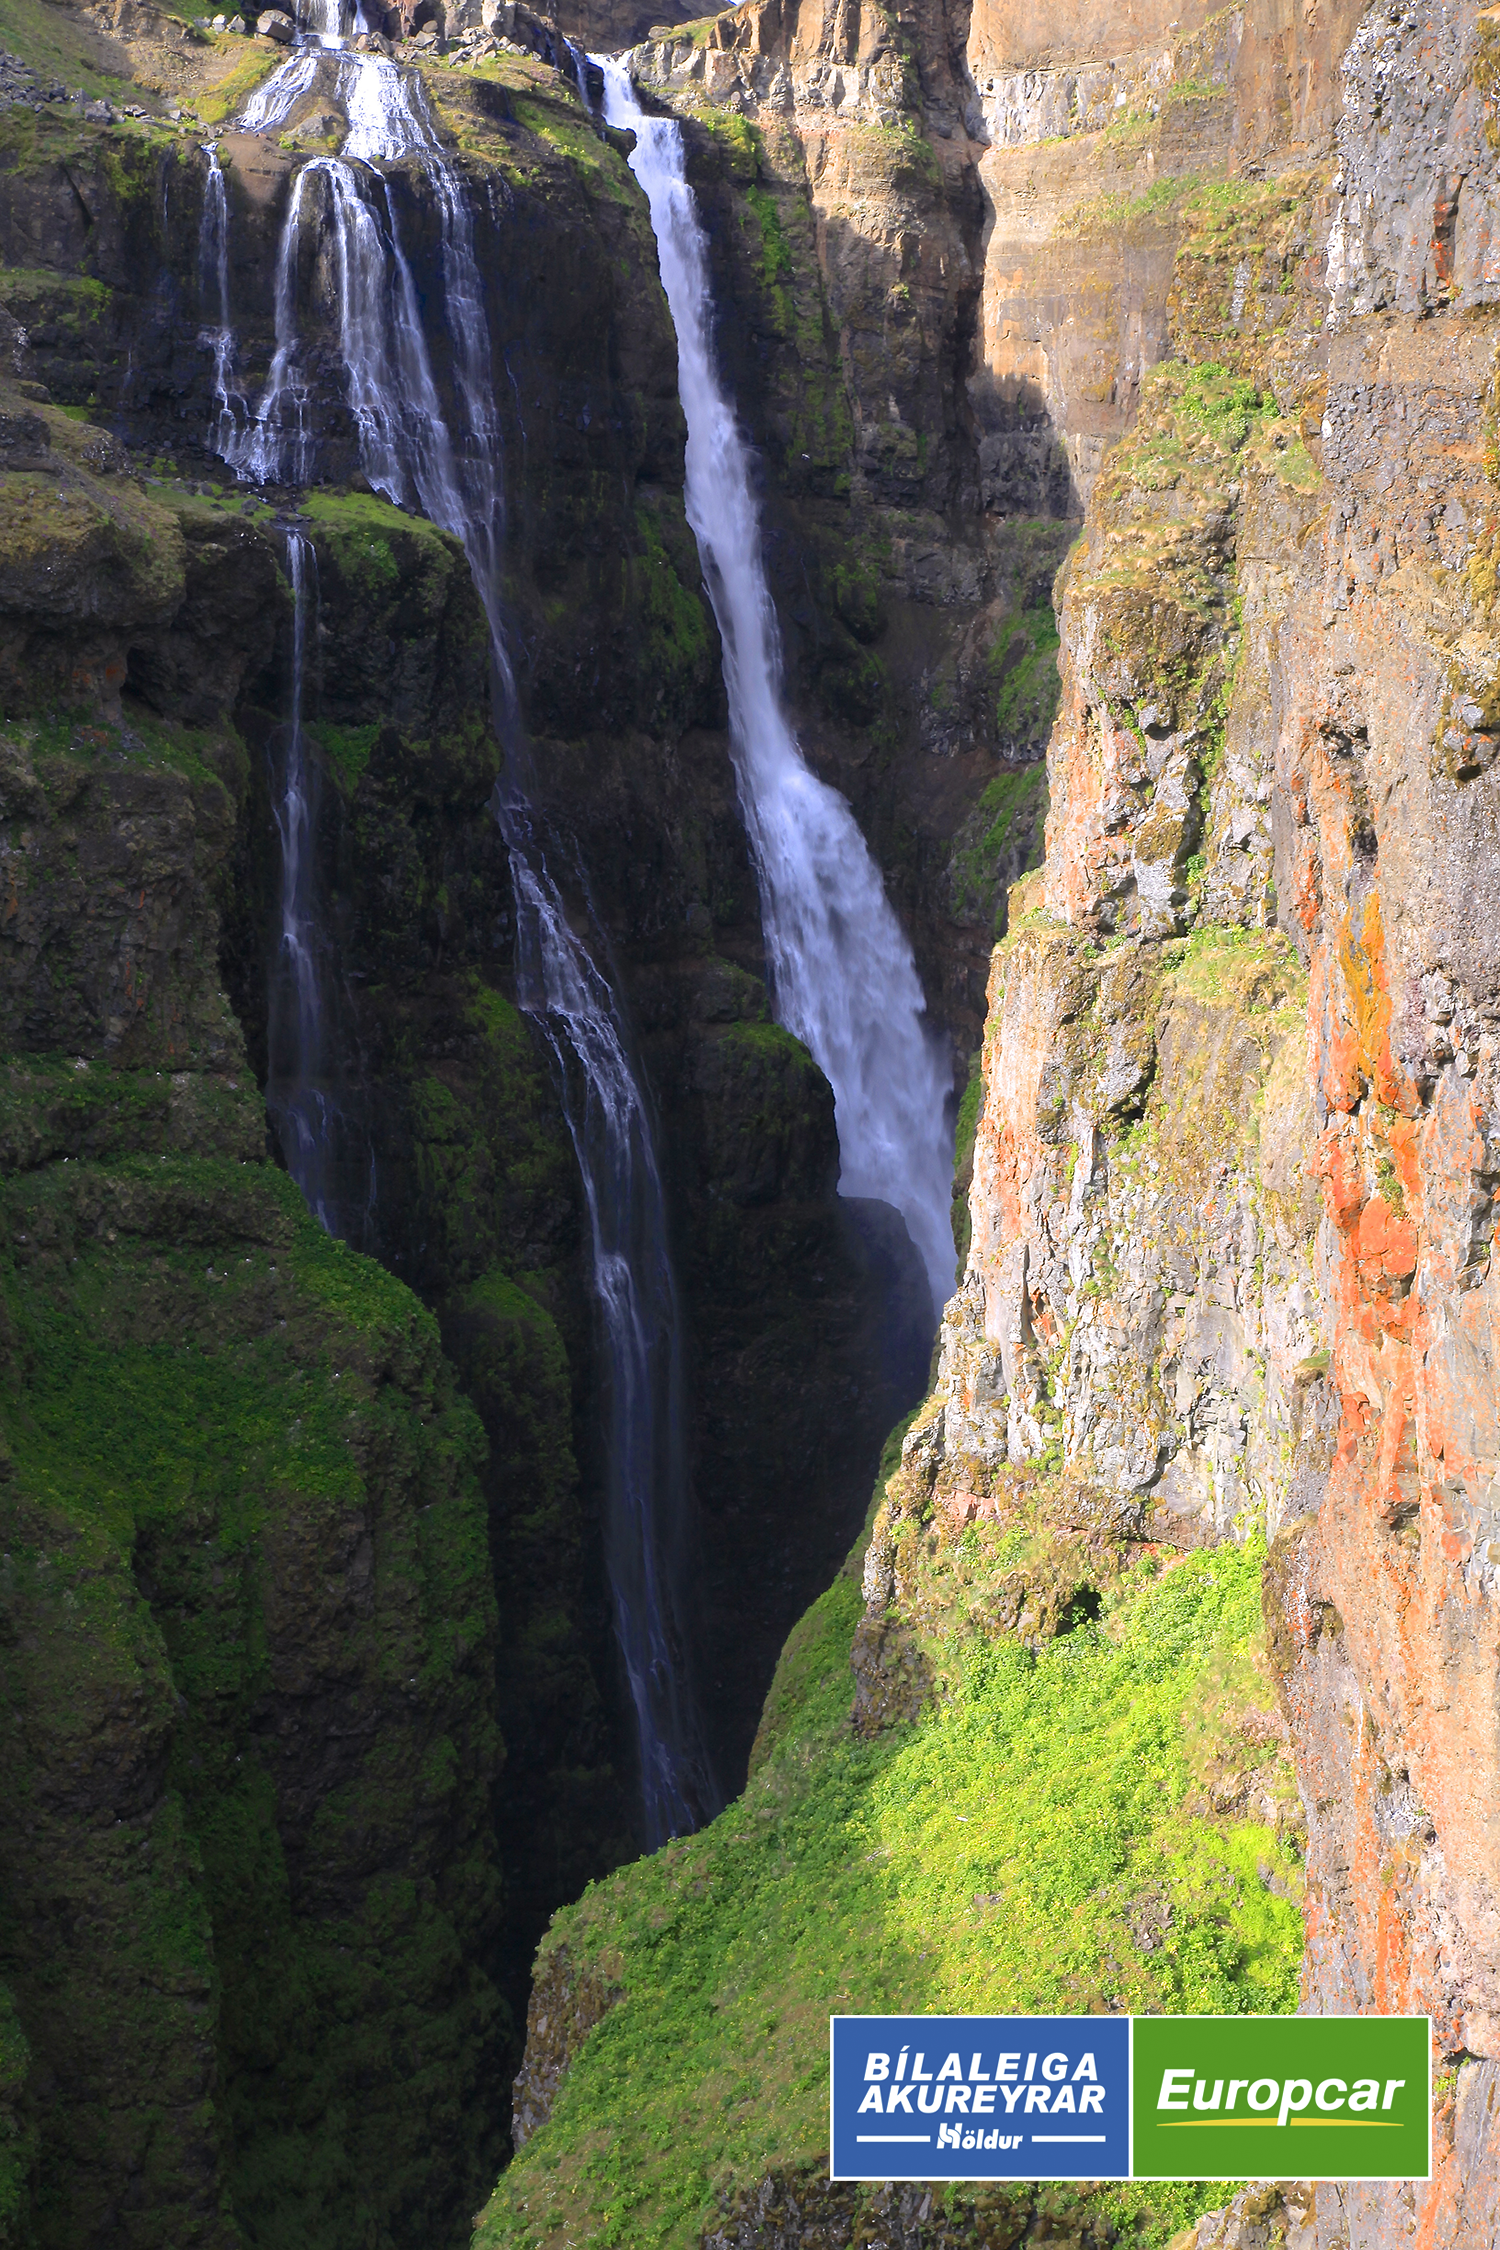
1131,2016,1430,2180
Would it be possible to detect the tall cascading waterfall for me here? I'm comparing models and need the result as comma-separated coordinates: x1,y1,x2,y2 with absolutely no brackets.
597,58,956,1321
215,40,717,1845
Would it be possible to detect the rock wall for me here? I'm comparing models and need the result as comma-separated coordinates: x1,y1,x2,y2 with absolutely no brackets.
0,388,507,2248
888,5,1500,2245
0,20,932,2245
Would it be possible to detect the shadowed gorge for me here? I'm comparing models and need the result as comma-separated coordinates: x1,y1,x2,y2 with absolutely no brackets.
1,0,1499,2244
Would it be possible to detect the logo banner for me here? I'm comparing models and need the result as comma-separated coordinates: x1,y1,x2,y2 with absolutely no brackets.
1132,2014,1430,2181
829,2016,1131,2181
829,2014,1430,2183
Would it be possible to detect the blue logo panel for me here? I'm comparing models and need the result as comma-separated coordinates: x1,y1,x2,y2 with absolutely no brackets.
829,2015,1131,2181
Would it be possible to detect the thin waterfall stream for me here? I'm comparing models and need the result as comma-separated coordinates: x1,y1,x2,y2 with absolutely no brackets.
265,530,342,1232
212,26,716,1845
597,56,957,1321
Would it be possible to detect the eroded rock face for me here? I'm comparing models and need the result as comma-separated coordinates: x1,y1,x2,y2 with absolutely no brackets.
0,42,939,2237
933,7,1500,2242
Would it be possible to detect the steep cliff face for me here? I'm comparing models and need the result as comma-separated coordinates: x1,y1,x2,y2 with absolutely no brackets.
931,1,1500,2241
0,8,940,2237
0,397,507,2248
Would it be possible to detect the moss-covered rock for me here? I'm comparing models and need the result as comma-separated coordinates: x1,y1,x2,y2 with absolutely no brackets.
0,656,508,2248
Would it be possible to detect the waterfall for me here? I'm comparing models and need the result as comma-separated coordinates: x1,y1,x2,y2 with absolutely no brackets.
216,49,717,1846
196,146,242,457
597,58,956,1320
265,531,330,1227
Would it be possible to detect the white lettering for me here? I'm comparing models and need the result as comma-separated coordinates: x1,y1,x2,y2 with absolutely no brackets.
1050,2085,1076,2113
945,2086,971,2114
856,2086,883,2115
1226,2079,1249,2111
1042,2051,1068,2082
917,2086,943,2113
999,2085,1026,2113
997,2053,1020,2080
895,2047,909,2082
1278,2079,1312,2127
1157,2069,1194,2113
1193,2081,1223,2111
1024,2052,1037,2081
1247,2080,1279,2113
864,2054,890,2082
1350,2080,1380,2113
1383,2080,1406,2111
969,2053,992,2082
962,2130,975,2149
938,2123,960,2149
886,2085,914,2114
973,2086,996,2114
911,2054,932,2082
1315,2079,1346,2111
937,2053,963,2083
1024,2085,1051,2114
1072,2052,1098,2081
1080,2087,1104,2114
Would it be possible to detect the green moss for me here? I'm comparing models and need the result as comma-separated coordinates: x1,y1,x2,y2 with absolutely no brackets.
949,766,1048,930
1058,173,1191,241
302,488,434,598
744,180,792,290
629,500,711,708
0,1149,506,2249
952,1054,983,1185
310,717,379,789
475,1537,1296,2248
991,603,1062,743
1477,17,1500,151
508,91,639,203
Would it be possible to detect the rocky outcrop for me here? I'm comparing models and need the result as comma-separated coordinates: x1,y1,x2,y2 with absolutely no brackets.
0,19,940,2239
0,531,509,2246
875,6,1500,2246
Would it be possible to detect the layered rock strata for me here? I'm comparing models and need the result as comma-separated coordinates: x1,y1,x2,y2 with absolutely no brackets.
870,7,1500,2244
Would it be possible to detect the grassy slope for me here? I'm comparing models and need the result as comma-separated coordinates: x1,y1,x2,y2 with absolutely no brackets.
474,1515,1301,2249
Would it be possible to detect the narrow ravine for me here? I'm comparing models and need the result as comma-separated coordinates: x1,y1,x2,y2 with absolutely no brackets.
597,55,957,1318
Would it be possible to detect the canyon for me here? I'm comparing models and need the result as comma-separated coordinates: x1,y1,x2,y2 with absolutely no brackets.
0,0,1496,2244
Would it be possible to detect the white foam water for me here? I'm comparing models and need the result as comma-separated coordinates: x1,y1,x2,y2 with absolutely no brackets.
214,47,718,1846
596,56,956,1319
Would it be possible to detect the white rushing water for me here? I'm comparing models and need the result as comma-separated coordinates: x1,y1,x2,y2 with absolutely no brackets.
597,56,956,1319
196,146,243,458
215,44,716,1845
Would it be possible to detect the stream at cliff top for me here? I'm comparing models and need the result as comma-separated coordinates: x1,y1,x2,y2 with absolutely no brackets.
597,54,957,1321
216,32,718,1847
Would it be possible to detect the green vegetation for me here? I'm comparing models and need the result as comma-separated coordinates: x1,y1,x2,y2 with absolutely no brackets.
992,604,1062,743
0,703,228,788
1058,173,1189,241
1164,923,1306,1016
476,1529,1300,2248
311,717,380,789
195,42,277,125
629,500,712,722
948,765,1048,930
0,0,133,99
0,1147,507,2248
